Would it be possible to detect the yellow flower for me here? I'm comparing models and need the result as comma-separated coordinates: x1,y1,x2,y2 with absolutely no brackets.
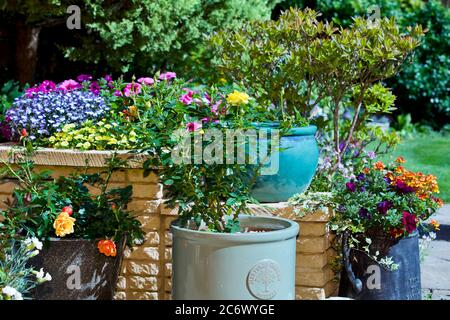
430,219,440,231
219,78,227,84
226,90,250,106
83,142,91,149
61,141,69,148
48,136,56,143
53,212,76,237
128,105,138,117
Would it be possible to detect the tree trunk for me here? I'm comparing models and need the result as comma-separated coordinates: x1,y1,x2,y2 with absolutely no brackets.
15,20,41,86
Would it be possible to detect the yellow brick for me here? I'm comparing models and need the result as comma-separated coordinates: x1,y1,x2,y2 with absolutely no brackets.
164,248,172,261
132,183,163,199
297,235,330,253
295,287,325,300
299,222,327,236
128,276,159,291
324,280,339,298
165,231,173,246
0,181,18,194
144,231,160,246
296,252,328,269
298,209,332,222
127,261,159,276
296,266,334,287
164,216,177,230
161,203,178,216
114,291,127,300
127,169,159,183
124,246,160,261
165,278,172,291
116,276,127,290
136,215,161,231
164,263,172,277
127,291,159,300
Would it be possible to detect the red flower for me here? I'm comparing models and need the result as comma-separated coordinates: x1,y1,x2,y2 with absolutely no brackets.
21,128,28,137
62,206,73,216
401,211,417,234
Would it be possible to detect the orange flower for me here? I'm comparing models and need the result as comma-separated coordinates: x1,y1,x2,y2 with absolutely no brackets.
373,161,385,171
430,219,440,231
98,240,117,257
395,166,405,174
362,167,370,174
432,197,444,207
53,212,76,237
395,156,406,164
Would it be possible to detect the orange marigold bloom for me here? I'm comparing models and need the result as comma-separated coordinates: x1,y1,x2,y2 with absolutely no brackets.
432,197,444,208
395,156,406,163
430,219,440,231
395,166,405,174
98,239,117,257
362,167,370,174
53,212,76,237
373,161,385,170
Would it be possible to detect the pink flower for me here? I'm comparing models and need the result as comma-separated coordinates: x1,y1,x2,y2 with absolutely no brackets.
38,80,56,93
58,79,81,91
159,72,176,80
201,117,219,124
210,100,222,114
114,90,122,97
77,74,92,82
401,211,417,234
137,77,154,86
25,87,40,98
123,83,142,97
186,121,202,132
180,89,194,105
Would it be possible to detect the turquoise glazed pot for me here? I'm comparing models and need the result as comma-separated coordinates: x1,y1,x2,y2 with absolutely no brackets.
251,123,319,203
171,215,299,300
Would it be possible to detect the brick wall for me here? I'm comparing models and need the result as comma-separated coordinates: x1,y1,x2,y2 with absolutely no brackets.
0,145,337,300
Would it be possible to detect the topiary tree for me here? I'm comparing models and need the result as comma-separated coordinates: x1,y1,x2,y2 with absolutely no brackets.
1,0,279,84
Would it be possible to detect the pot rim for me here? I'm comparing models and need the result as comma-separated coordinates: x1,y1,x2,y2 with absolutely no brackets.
171,214,299,244
251,122,317,136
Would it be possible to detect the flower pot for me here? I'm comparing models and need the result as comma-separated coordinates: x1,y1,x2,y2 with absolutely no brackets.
30,238,124,300
251,124,318,203
340,231,421,300
171,215,299,300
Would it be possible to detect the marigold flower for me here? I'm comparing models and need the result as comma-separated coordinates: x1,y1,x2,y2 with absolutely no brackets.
430,219,440,231
373,161,385,171
53,212,76,237
226,91,250,106
395,156,406,163
362,167,370,174
98,239,117,257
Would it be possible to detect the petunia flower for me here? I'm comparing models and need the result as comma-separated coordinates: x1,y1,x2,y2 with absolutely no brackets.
159,72,176,80
123,83,142,97
186,121,202,132
137,77,154,86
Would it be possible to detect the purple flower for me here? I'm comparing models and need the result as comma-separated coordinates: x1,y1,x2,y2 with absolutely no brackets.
114,90,122,97
89,81,101,95
357,173,365,181
395,180,415,193
401,211,417,233
159,72,176,81
339,141,346,152
7,90,108,140
104,74,113,82
346,181,357,192
359,208,372,219
366,151,376,160
384,177,391,185
77,74,92,82
360,186,366,192
39,80,56,93
377,200,393,215
137,77,154,86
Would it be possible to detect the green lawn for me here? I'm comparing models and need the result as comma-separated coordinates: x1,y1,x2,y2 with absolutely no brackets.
379,135,450,203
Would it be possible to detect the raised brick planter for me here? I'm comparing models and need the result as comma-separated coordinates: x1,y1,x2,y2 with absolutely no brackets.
0,145,338,300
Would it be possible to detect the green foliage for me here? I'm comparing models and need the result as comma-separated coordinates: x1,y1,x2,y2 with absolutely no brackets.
0,239,49,300
0,141,144,246
63,0,278,75
281,0,450,126
0,81,24,120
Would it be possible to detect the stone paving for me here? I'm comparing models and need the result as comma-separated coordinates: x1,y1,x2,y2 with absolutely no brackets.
421,204,450,300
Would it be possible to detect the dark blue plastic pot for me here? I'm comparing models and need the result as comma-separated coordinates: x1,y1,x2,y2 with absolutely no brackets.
250,123,319,203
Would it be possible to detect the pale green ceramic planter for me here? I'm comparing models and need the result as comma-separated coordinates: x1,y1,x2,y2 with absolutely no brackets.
171,215,299,300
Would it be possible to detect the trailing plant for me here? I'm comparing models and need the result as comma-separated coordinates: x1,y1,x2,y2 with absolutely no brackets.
0,139,144,254
330,156,442,269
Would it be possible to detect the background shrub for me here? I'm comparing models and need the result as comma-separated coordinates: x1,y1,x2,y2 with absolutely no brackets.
274,0,450,127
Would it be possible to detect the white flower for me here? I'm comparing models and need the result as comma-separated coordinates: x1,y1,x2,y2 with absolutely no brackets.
24,237,43,251
2,286,23,300
27,250,40,258
429,232,437,240
36,268,52,283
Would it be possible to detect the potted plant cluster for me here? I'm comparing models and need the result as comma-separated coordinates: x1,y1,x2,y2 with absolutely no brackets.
211,9,424,203
332,157,442,300
0,139,144,300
